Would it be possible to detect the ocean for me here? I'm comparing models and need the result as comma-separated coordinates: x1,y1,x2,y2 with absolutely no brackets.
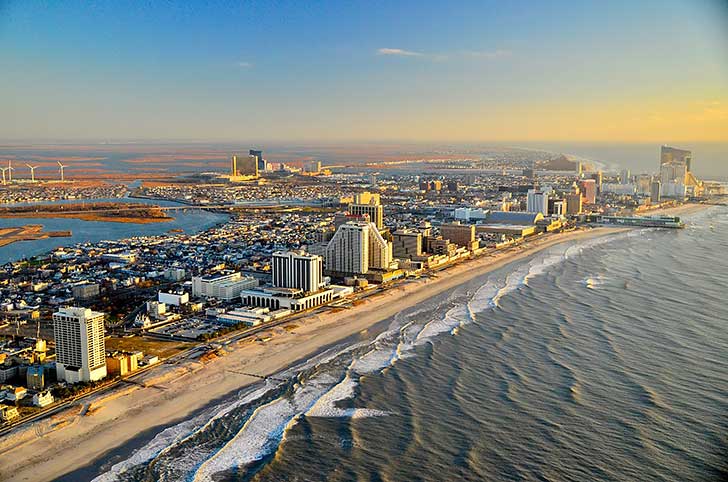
66,206,728,482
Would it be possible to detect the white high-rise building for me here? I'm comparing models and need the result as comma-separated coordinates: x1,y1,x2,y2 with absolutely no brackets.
53,307,107,383
326,222,369,274
527,189,549,216
272,250,325,293
325,221,393,274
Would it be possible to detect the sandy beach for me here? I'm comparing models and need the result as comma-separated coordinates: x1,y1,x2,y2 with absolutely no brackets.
0,204,706,481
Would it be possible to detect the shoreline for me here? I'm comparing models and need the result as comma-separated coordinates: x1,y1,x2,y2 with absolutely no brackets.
0,203,707,481
0,224,72,247
0,213,173,224
0,201,174,224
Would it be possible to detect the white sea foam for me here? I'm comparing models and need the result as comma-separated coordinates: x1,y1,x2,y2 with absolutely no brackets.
466,279,501,314
415,303,468,345
306,374,389,419
92,412,207,482
351,343,398,374
524,251,567,283
193,379,332,482
492,263,530,307
93,382,280,482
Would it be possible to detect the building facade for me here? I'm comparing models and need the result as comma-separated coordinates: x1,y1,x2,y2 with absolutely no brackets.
53,307,107,383
231,154,259,178
563,193,582,215
527,189,549,215
325,222,369,274
651,180,661,203
249,149,266,171
272,250,325,294
579,179,597,204
661,145,692,172
348,191,384,229
392,230,423,259
440,222,478,251
241,287,335,312
192,272,258,301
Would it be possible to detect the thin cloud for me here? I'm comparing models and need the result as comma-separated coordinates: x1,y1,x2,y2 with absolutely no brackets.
237,61,253,68
377,48,424,57
376,48,511,61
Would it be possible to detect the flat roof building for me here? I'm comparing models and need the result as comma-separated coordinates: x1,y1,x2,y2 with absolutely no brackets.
53,307,107,383
440,222,478,251
192,272,258,301
272,250,325,294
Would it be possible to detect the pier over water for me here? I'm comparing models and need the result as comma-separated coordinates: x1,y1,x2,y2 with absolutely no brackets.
585,214,685,228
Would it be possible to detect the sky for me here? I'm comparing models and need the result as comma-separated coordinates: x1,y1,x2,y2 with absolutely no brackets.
1,0,727,143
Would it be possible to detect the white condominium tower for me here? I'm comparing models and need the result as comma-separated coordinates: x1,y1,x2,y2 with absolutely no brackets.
53,307,107,383
325,221,392,274
272,250,325,293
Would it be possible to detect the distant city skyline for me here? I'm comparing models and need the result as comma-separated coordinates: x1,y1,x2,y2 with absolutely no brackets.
2,0,727,142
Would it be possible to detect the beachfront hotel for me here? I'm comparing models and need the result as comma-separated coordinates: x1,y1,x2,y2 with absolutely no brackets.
271,250,326,294
53,307,107,383
325,221,393,276
242,249,336,312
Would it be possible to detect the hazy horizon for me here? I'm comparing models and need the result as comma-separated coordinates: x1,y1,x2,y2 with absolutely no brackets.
1,140,726,179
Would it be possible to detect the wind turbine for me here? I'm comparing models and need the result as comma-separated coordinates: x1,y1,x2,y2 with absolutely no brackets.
7,161,14,183
0,167,8,186
26,164,39,182
57,161,67,182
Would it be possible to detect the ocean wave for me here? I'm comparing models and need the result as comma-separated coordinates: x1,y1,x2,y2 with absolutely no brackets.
306,374,389,419
92,411,208,482
192,378,334,482
466,279,501,314
93,381,284,482
492,264,531,307
351,340,398,374
524,250,567,284
414,303,468,345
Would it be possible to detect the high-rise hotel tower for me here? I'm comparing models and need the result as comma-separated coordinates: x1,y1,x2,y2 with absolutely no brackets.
53,307,107,383
272,250,325,293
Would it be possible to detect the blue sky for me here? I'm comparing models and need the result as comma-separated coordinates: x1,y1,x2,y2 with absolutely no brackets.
1,0,727,141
